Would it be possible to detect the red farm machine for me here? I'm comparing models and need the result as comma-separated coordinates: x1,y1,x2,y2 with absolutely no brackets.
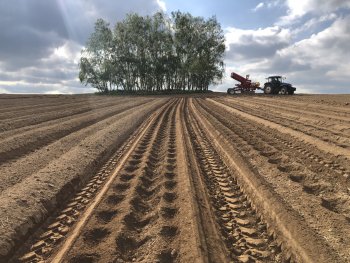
227,71,296,95
227,72,260,94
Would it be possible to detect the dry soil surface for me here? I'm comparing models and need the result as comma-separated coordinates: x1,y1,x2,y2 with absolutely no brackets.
0,94,349,263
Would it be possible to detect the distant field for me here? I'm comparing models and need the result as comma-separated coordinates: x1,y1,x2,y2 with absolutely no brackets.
1,94,349,263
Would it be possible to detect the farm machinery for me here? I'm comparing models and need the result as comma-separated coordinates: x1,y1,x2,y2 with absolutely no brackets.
227,71,296,95
263,76,296,95
227,72,260,94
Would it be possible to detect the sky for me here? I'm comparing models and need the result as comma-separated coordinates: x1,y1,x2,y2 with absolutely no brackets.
0,0,349,94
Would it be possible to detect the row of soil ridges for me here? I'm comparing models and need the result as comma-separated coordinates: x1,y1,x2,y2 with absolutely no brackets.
0,95,168,261
2,94,350,263
193,96,349,262
15,98,203,263
183,99,285,262
216,97,350,149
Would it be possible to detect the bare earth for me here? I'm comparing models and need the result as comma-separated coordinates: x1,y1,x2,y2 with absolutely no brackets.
0,94,349,263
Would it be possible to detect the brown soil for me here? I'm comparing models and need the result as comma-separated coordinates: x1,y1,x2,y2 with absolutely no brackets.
0,94,349,263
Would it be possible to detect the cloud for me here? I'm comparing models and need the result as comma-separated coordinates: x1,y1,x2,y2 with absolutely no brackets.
279,0,350,24
252,0,283,12
252,3,264,12
225,26,291,61
267,0,283,8
278,15,350,65
0,0,349,94
291,13,337,35
156,0,167,12
0,0,164,94
217,14,350,94
0,87,10,93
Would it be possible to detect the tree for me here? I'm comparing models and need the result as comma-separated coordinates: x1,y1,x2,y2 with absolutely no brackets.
79,12,225,93
79,19,113,93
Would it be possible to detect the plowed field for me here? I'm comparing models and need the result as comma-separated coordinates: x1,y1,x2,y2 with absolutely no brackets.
1,94,349,263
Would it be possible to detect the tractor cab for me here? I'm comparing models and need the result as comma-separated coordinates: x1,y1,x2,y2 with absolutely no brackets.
267,76,283,84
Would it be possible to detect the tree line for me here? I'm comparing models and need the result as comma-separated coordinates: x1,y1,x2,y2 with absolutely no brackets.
79,11,225,93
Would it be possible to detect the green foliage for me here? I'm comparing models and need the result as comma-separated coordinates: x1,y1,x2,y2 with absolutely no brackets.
79,12,225,93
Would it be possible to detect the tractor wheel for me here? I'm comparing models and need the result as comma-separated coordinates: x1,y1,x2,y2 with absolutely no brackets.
280,86,288,95
264,85,272,94
229,89,235,95
288,90,294,95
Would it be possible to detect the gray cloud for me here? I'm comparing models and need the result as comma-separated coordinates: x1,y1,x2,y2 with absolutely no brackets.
0,29,65,70
225,26,291,62
0,0,162,93
261,55,311,73
0,1,69,69
0,1,69,37
226,40,289,61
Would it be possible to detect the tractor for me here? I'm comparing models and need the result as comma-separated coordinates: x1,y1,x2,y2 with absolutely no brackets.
263,76,296,95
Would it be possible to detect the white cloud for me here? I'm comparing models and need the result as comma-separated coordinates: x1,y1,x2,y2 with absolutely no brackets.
252,2,264,12
44,40,82,65
278,15,350,65
326,64,350,81
279,0,350,24
252,0,283,12
44,87,78,94
0,87,9,93
267,0,283,8
156,0,167,12
292,13,337,35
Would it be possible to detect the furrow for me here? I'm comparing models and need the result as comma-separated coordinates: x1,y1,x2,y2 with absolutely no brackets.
194,98,348,261
252,96,350,116
197,98,350,218
0,98,133,132
216,98,350,149
0,99,152,165
207,98,350,160
0,96,105,117
14,100,175,263
185,100,284,263
109,99,180,263
231,96,350,124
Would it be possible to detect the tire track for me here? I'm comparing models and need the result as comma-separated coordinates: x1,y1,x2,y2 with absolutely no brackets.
37,99,180,263
184,100,285,263
197,99,350,217
110,99,180,263
15,100,175,263
198,99,350,204
195,98,350,260
7,94,349,263
1,99,166,262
